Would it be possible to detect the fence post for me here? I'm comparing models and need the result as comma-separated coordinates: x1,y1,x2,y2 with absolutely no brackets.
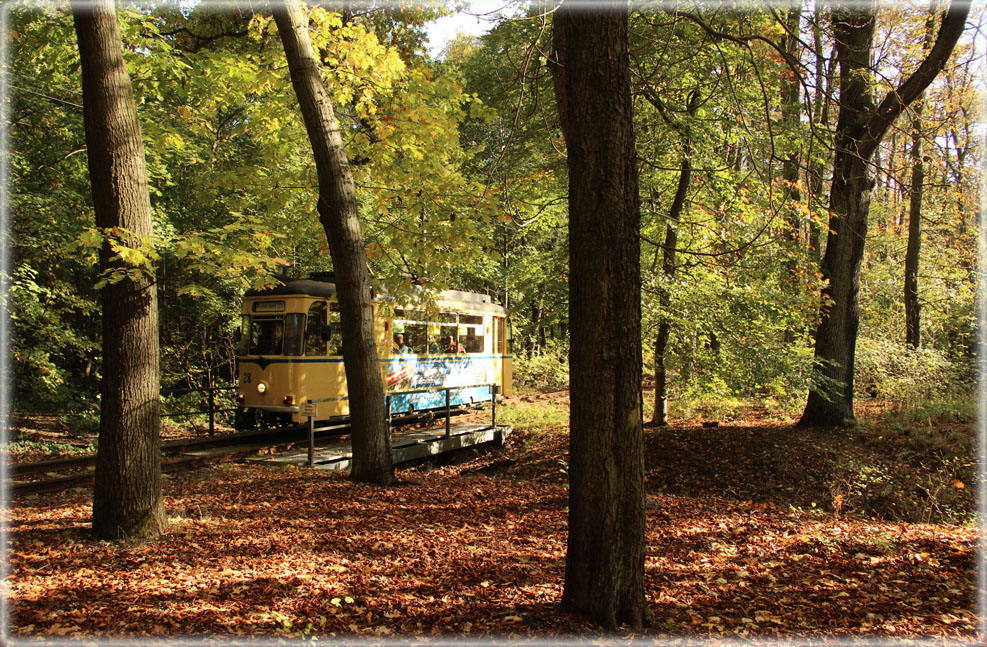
491,384,497,430
385,394,392,440
207,388,216,436
445,388,451,438
308,407,315,467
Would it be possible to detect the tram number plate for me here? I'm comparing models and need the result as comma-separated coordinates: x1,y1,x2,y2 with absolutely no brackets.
300,403,318,418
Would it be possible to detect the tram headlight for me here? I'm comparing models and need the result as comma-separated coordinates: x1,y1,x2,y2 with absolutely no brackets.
283,395,294,406
256,383,267,394
236,393,245,404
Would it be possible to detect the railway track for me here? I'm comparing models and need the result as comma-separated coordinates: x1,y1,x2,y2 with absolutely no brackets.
7,424,344,496
8,407,477,496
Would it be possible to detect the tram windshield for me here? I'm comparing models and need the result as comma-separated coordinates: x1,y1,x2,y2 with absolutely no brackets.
248,316,284,355
244,314,305,356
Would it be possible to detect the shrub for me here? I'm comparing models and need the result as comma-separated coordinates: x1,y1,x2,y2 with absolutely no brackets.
829,454,974,524
855,337,970,402
512,340,569,391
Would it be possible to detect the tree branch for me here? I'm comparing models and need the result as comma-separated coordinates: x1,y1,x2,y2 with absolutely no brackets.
859,1,970,160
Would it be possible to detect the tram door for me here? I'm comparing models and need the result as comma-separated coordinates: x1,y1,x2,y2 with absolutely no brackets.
494,316,513,396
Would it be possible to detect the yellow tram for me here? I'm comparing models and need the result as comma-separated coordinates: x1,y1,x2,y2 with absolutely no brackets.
235,274,512,430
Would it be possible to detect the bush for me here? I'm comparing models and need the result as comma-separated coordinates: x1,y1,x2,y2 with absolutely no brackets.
855,337,975,428
512,340,569,391
855,337,970,402
829,454,974,524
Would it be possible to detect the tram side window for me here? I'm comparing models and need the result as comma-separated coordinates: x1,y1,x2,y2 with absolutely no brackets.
495,317,506,354
328,302,343,355
249,317,284,355
305,302,327,356
460,314,484,353
436,312,460,353
403,320,427,354
394,309,427,354
284,314,305,356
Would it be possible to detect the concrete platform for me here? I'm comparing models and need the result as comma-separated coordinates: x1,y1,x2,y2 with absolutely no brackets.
248,423,513,471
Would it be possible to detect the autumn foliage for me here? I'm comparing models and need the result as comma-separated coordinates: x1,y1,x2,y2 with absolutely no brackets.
7,394,979,640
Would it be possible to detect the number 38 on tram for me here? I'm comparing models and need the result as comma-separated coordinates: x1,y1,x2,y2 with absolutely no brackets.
234,274,513,430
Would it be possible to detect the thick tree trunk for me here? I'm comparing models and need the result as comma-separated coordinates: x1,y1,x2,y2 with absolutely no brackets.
272,0,393,484
799,0,968,427
72,0,166,539
552,0,647,629
905,6,937,349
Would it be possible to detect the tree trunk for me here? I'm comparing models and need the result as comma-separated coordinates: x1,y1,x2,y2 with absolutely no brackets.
807,37,836,264
905,6,937,349
780,5,803,250
552,0,647,629
779,5,804,345
272,0,393,484
72,0,166,539
799,0,968,427
649,91,697,427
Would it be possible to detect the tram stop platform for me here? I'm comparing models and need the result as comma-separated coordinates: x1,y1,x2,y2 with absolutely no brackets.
248,423,513,470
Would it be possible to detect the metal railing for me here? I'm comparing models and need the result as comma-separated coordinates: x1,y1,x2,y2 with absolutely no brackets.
159,385,237,436
301,383,501,467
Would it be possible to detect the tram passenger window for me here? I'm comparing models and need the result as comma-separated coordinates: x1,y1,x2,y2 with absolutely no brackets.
284,314,305,356
436,312,459,353
426,326,441,354
495,317,506,354
249,317,284,355
393,310,426,354
328,303,343,355
305,302,327,356
405,323,427,354
462,327,484,353
459,315,484,353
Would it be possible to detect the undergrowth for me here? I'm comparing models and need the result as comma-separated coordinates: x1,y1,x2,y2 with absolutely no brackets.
4,438,96,456
504,388,976,525
498,399,568,434
511,340,569,391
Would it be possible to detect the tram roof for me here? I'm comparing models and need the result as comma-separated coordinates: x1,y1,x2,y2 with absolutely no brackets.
245,279,336,299
245,278,507,315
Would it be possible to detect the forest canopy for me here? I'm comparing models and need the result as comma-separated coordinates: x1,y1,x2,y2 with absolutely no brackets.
6,0,982,424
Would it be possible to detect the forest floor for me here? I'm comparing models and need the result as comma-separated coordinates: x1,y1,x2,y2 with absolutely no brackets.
4,389,982,641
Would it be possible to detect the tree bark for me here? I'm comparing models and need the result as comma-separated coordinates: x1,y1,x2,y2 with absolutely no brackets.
72,0,166,539
272,0,393,484
799,0,968,427
552,0,647,629
905,6,937,349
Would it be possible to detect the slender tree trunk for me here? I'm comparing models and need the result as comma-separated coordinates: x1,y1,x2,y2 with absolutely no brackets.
552,0,647,629
272,0,393,484
780,5,803,250
807,38,836,264
650,92,697,427
72,0,166,539
905,5,937,349
904,116,924,349
799,0,968,427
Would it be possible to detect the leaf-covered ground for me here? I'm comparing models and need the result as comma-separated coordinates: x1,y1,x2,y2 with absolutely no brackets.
5,393,982,641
